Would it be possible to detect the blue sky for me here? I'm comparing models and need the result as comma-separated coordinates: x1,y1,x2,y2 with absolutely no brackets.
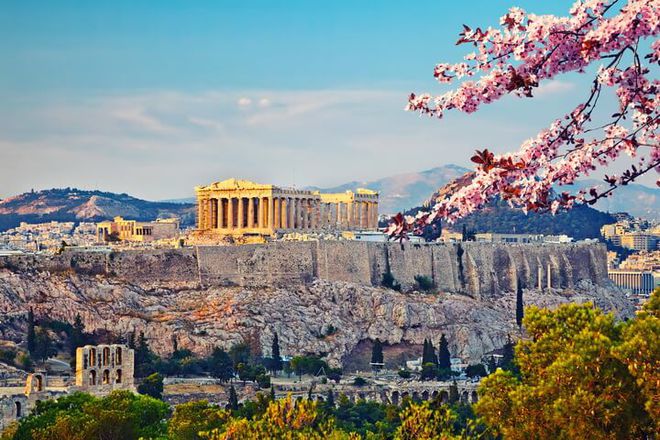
0,1,650,199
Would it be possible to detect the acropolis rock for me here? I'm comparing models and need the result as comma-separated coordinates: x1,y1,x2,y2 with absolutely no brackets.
0,242,633,368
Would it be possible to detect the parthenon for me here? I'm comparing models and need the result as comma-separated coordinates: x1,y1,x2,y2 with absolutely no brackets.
195,179,379,236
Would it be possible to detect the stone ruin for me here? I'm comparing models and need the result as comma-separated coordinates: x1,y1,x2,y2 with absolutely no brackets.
75,344,135,393
0,344,135,431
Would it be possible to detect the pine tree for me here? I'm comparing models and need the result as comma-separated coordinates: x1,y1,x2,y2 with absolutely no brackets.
421,339,429,364
127,331,136,349
462,224,468,242
449,380,459,404
438,334,451,370
271,332,282,375
487,355,497,373
27,308,36,355
516,279,524,328
228,385,239,411
371,338,384,370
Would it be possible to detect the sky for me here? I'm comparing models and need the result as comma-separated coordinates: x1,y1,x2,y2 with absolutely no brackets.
0,0,654,200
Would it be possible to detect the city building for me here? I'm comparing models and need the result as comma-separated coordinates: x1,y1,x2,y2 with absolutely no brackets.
608,270,656,294
195,178,379,237
96,217,180,243
619,233,659,251
473,233,572,244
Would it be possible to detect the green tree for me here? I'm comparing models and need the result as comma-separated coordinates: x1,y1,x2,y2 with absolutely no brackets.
208,348,234,383
137,372,164,400
370,338,384,371
168,400,228,440
229,343,250,370
465,364,487,378
448,381,459,404
515,279,524,328
395,401,470,440
228,385,239,411
438,334,451,371
34,328,52,364
271,332,283,375
476,300,654,439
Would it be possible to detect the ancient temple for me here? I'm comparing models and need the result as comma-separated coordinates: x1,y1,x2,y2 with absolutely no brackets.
195,178,379,236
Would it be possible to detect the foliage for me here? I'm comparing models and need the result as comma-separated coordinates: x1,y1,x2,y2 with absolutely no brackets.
201,395,356,440
352,376,368,387
7,391,168,440
26,309,36,356
395,401,480,440
137,372,164,400
208,348,234,382
290,355,329,379
438,334,451,371
270,332,283,374
414,275,435,292
168,400,229,440
397,369,412,379
381,271,401,291
400,0,659,227
475,295,657,439
515,280,524,328
465,364,487,378
370,339,384,370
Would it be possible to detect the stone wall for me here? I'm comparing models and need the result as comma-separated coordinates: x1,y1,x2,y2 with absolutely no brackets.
0,241,609,297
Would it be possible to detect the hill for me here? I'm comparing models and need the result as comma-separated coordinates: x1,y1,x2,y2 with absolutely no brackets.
0,188,195,231
312,164,658,220
308,164,470,214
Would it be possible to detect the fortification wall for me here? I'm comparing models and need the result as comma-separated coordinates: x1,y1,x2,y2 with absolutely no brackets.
0,241,609,297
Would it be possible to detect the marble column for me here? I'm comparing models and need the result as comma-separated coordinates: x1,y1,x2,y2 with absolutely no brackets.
197,199,205,229
210,198,218,229
218,199,224,229
281,198,288,229
268,197,275,230
247,197,255,228
237,197,245,229
274,197,281,229
258,197,264,229
227,198,234,229
288,198,295,229
300,199,307,229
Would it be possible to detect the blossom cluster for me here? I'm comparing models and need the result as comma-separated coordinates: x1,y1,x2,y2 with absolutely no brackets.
398,0,659,236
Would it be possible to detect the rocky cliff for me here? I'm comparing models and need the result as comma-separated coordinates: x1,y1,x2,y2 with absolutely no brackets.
0,242,634,368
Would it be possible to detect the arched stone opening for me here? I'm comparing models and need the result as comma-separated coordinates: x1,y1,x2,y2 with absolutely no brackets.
440,390,448,403
116,369,122,384
102,347,110,366
15,401,22,418
35,374,43,391
461,391,469,403
431,390,439,400
421,390,430,401
102,369,110,385
115,347,122,365
391,391,400,405
90,348,97,367
89,370,97,385
412,391,420,402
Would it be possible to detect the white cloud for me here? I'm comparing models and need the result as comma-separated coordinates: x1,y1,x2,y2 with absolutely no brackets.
237,97,252,107
535,80,576,97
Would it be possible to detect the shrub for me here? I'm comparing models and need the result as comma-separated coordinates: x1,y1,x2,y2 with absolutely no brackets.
382,272,401,291
414,275,435,292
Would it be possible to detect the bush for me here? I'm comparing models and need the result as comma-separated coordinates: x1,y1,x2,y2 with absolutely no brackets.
381,272,401,291
397,369,412,379
414,275,435,292
352,377,367,387
138,373,164,400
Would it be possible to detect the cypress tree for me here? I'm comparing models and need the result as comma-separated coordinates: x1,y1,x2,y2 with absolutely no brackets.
27,308,36,355
421,339,430,364
449,380,459,404
269,386,276,402
228,385,239,411
326,389,335,410
516,279,524,328
371,338,384,370
438,334,451,370
428,339,438,365
271,332,282,375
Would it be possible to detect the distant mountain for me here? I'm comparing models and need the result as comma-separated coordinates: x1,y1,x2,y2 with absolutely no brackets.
571,180,659,220
314,164,658,220
309,164,471,214
0,188,195,232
